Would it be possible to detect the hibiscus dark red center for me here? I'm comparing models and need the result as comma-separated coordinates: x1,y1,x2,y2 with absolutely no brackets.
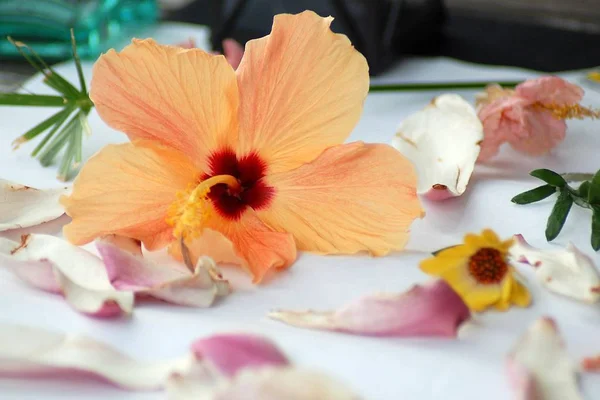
204,148,274,220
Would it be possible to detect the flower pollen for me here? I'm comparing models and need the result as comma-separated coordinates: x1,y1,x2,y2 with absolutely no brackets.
167,175,240,240
536,103,600,120
468,247,508,284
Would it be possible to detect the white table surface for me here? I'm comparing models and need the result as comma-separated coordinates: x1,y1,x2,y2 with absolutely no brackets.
1,23,600,400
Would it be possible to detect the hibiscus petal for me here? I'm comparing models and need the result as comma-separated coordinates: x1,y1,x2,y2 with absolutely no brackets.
261,142,423,256
507,317,582,400
392,94,483,200
204,209,297,283
167,367,360,400
268,280,470,337
0,179,69,231
62,142,197,250
509,234,600,303
90,38,239,169
0,324,191,390
236,11,369,173
0,234,133,317
96,239,230,307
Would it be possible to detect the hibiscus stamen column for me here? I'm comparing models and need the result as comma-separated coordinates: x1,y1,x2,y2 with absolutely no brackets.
167,175,240,241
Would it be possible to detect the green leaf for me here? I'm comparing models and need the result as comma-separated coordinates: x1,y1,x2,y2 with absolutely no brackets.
592,170,600,186
530,169,567,187
592,208,600,251
511,185,556,204
31,108,73,157
578,181,590,198
37,114,80,166
545,190,574,241
12,108,71,149
70,29,87,94
0,93,66,107
588,182,600,205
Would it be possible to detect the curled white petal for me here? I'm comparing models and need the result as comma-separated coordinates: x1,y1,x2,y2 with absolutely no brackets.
0,324,191,390
0,179,69,231
510,235,600,303
392,94,483,200
167,367,361,400
507,317,582,400
0,234,133,317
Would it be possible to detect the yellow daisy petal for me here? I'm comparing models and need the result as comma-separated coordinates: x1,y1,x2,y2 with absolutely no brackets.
499,238,515,252
420,255,465,275
481,229,501,246
464,233,488,249
435,244,473,258
464,285,502,311
511,278,532,307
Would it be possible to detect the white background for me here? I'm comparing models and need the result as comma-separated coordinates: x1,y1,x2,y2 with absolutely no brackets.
1,23,599,399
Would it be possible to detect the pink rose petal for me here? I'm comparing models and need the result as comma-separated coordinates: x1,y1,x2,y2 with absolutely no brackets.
268,280,470,337
97,240,230,307
507,317,582,400
191,334,289,378
0,235,133,317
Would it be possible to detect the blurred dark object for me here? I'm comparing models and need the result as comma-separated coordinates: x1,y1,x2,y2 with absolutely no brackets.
172,0,447,75
166,0,600,73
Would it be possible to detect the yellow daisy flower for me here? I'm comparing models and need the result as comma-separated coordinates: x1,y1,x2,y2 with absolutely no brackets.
420,229,531,312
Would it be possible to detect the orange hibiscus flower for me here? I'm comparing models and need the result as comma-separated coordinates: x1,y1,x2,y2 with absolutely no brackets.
61,11,424,282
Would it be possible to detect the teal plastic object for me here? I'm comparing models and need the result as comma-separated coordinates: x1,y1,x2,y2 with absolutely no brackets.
0,0,158,60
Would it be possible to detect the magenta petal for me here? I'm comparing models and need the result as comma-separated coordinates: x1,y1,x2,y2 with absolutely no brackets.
269,280,470,337
191,334,290,378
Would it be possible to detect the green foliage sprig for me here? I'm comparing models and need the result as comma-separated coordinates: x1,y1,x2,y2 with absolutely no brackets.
512,168,600,250
0,30,93,181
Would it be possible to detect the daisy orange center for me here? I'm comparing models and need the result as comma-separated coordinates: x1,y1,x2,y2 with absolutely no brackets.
467,248,508,284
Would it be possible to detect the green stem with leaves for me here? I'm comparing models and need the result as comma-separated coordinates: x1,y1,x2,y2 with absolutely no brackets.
512,168,600,251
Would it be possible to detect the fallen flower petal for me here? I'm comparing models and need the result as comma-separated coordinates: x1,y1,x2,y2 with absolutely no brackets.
392,94,483,200
507,317,582,400
0,179,69,231
190,334,289,378
510,234,600,303
268,280,470,337
582,355,600,372
0,324,191,390
0,325,298,395
0,234,133,317
167,366,361,400
97,239,230,307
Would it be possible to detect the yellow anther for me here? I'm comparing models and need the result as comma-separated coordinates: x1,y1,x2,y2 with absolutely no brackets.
536,103,600,120
166,175,240,240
